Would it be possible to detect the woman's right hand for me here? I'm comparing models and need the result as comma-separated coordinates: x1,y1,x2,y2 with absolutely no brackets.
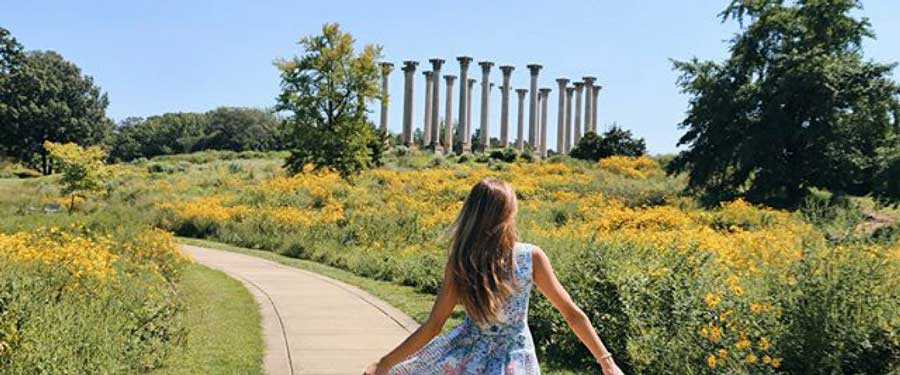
599,356,624,375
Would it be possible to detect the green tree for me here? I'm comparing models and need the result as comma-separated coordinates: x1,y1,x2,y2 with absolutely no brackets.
201,107,281,151
44,141,109,213
570,126,647,161
0,27,23,77
275,23,384,177
668,0,900,207
109,112,208,161
0,31,112,174
0,27,24,160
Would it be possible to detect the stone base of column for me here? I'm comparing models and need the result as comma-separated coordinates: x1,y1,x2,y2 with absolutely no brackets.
462,143,472,153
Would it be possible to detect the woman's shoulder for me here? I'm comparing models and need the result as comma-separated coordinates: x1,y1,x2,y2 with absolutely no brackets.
514,242,545,261
515,242,543,253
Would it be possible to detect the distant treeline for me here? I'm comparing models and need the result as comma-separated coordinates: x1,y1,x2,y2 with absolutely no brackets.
109,107,287,162
0,27,289,171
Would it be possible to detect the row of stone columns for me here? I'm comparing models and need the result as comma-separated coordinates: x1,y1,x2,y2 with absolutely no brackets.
380,58,601,156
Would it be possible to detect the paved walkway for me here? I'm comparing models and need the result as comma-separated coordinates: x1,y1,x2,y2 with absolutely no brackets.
182,245,419,375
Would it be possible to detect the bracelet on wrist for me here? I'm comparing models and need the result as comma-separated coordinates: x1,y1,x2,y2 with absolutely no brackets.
597,353,613,361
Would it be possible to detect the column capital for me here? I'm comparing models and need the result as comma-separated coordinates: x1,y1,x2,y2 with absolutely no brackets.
556,78,570,85
428,58,445,69
456,56,473,66
468,78,476,85
380,62,394,74
422,70,433,78
499,65,515,75
402,61,418,72
582,76,596,84
594,85,603,93
443,74,457,83
478,61,494,70
539,88,552,94
527,64,542,74
566,87,575,94
573,81,584,90
515,88,528,97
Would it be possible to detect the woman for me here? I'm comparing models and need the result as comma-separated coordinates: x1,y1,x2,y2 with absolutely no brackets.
363,178,623,375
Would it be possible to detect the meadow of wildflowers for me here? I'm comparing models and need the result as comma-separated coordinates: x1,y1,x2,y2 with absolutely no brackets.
143,152,899,374
0,209,189,373
3,149,895,374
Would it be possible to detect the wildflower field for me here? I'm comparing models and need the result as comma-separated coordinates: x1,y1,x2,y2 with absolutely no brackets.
0,174,264,375
141,151,898,374
0,219,188,374
3,150,898,374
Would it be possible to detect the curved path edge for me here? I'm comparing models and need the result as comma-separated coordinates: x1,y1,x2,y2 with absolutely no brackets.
181,244,419,375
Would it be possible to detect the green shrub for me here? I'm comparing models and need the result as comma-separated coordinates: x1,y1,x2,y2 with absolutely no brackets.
520,150,536,162
489,147,519,163
778,245,900,374
570,127,647,162
393,145,410,157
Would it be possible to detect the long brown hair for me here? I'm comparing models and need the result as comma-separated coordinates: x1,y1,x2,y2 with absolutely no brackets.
449,178,519,326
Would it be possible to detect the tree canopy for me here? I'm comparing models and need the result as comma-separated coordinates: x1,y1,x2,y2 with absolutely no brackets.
203,107,282,152
276,23,385,177
44,141,109,212
0,28,112,174
668,0,900,207
108,107,283,161
570,126,647,162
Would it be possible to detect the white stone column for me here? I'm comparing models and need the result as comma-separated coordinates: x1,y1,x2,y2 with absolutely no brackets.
592,85,602,132
526,64,542,147
428,59,445,152
515,88,527,152
380,62,393,133
565,87,574,153
444,75,456,152
399,61,416,146
499,65,514,148
422,71,433,147
536,89,543,152
456,57,473,152
539,88,551,158
466,79,475,150
582,76,596,134
555,78,569,154
573,81,584,144
478,61,493,152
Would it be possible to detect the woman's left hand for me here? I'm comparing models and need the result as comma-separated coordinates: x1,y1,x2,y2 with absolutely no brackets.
361,362,387,375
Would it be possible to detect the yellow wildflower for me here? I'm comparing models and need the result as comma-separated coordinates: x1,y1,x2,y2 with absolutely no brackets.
705,293,721,308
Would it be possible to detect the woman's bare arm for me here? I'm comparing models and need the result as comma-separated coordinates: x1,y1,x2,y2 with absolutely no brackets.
531,246,623,374
363,261,458,374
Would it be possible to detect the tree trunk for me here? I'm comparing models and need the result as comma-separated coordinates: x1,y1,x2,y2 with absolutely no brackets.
42,150,49,175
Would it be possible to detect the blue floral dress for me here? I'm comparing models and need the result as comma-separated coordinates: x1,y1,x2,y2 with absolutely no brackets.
389,243,540,374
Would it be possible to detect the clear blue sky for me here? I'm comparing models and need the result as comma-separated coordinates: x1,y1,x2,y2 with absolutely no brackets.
3,0,898,154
